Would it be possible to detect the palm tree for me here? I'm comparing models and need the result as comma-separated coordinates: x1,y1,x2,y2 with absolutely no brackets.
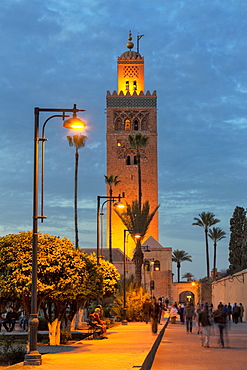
67,134,87,249
208,227,226,276
104,175,121,263
192,212,220,279
128,133,149,210
115,200,159,286
182,272,195,282
172,250,192,283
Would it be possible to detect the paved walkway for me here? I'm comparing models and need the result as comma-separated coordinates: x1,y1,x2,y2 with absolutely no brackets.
3,321,165,370
152,321,247,369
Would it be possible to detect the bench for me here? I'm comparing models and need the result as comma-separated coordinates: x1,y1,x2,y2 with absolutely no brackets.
86,319,103,339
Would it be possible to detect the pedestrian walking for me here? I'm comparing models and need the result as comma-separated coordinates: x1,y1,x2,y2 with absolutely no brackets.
198,305,211,347
227,303,232,321
194,304,202,334
213,303,227,348
184,302,195,333
232,303,240,324
142,298,151,324
178,304,185,324
169,304,178,324
239,303,244,323
157,298,163,324
165,297,169,309
149,297,160,335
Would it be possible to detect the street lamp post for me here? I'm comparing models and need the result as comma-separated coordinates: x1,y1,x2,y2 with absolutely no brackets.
96,193,124,265
24,105,86,366
122,230,141,325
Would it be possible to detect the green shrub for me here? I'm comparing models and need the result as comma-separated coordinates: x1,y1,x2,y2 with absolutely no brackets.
38,316,48,330
60,329,72,344
112,279,150,322
0,334,26,365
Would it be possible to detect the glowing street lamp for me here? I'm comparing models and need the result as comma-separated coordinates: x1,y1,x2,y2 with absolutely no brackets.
122,230,141,325
96,194,124,265
24,104,86,366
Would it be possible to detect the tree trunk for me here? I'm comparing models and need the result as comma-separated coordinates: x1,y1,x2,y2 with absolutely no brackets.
213,241,217,272
48,319,61,346
205,229,210,279
133,241,143,286
177,262,181,283
109,188,113,263
75,151,79,249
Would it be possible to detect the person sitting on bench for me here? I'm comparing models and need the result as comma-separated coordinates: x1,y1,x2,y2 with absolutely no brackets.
90,308,108,339
3,306,18,332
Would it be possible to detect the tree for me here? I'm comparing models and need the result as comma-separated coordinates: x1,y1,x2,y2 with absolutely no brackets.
228,206,247,273
182,272,195,282
115,200,159,286
192,212,220,279
111,275,149,321
0,232,120,345
208,226,226,276
104,175,121,263
172,250,192,283
128,133,149,209
67,134,87,249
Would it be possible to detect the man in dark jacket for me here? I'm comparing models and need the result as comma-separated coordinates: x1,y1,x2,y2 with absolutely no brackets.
213,303,227,347
149,297,160,335
199,306,211,347
184,302,194,333
3,307,18,332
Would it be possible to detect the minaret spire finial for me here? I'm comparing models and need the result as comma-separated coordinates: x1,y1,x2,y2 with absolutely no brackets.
126,30,134,50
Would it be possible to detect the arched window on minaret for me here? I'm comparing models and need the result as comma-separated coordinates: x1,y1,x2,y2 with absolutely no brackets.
134,120,139,130
126,156,131,165
114,118,122,131
141,117,148,131
134,156,137,165
125,119,131,130
126,81,129,91
133,80,137,91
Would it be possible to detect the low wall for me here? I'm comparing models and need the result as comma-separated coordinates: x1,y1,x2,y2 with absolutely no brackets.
211,268,247,322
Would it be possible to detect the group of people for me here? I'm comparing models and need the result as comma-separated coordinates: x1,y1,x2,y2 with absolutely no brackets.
168,300,245,348
142,296,166,335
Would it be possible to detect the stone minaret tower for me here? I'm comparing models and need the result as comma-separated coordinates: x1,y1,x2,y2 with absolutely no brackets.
106,32,158,257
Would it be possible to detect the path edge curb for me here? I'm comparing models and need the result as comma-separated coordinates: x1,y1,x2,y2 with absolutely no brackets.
140,319,169,370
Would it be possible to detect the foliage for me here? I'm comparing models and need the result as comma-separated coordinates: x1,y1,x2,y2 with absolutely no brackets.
60,329,72,344
67,134,87,249
228,206,247,273
111,277,149,321
182,272,195,281
0,334,26,366
115,200,159,286
172,250,192,283
0,231,87,315
192,212,220,279
208,226,226,274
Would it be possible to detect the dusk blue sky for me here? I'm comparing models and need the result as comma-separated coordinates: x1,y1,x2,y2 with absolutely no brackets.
1,0,247,280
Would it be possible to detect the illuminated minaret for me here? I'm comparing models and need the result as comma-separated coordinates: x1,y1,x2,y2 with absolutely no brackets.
106,31,158,257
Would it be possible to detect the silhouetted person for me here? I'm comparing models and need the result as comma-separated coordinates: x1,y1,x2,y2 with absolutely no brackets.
142,298,151,324
3,307,18,332
232,303,240,324
213,303,227,347
184,302,194,333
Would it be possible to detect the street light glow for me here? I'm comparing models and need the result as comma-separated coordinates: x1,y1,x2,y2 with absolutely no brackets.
63,116,86,130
